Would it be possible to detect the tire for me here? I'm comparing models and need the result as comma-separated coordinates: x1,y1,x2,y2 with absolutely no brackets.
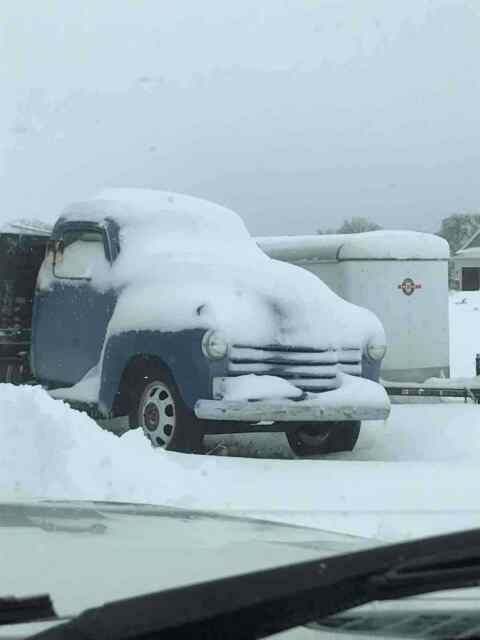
286,421,361,457
129,365,204,453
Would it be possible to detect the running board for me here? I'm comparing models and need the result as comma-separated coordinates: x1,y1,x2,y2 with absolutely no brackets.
384,383,480,403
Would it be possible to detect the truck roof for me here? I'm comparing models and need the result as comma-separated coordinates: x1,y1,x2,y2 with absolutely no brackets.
59,188,265,282
61,188,245,237
256,231,450,262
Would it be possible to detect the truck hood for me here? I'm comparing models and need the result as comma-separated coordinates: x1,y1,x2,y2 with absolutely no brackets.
2,502,479,640
1,500,374,619
106,257,384,350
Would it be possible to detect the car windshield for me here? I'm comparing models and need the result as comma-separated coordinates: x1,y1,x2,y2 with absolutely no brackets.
1,2,480,639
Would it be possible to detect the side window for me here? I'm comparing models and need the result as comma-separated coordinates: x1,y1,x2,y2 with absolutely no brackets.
54,229,109,280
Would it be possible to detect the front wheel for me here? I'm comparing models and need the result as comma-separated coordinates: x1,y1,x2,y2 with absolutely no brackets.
129,366,204,453
286,421,361,457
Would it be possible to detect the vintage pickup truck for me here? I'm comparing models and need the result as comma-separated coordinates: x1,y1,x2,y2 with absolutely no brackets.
0,189,390,456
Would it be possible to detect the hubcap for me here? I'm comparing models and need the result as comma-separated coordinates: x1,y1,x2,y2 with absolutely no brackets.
138,381,176,448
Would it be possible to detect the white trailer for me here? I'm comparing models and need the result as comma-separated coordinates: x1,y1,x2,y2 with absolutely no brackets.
257,231,450,383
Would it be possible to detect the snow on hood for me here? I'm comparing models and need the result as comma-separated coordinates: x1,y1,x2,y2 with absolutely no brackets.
63,189,384,349
107,257,383,349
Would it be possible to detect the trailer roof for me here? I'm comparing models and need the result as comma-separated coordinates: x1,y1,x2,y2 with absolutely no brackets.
256,231,449,261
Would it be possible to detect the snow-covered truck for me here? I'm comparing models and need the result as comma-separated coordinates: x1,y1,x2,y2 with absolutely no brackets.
0,189,390,456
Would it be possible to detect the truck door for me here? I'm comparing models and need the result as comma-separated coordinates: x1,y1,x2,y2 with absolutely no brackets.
31,223,116,386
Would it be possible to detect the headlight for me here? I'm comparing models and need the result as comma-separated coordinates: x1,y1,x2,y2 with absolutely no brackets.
366,341,387,362
202,330,228,360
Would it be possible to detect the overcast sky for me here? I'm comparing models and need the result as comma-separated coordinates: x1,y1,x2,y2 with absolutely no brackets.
1,0,480,235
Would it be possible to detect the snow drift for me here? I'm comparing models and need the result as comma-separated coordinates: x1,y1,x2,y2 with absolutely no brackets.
1,382,480,543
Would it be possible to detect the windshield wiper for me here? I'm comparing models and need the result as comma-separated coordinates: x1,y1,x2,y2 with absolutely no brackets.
30,528,480,640
0,594,56,626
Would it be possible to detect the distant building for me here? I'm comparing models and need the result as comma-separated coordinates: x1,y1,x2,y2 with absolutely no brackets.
451,230,480,290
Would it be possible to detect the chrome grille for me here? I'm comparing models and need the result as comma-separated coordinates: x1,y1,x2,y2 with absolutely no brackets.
228,345,362,392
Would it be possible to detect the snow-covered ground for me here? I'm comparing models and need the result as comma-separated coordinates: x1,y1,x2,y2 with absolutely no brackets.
449,291,480,378
2,291,480,542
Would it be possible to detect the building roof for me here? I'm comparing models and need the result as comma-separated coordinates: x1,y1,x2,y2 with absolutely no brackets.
0,219,52,236
452,226,480,261
452,247,480,260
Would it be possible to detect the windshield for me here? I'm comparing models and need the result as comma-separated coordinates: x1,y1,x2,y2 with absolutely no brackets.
1,2,480,638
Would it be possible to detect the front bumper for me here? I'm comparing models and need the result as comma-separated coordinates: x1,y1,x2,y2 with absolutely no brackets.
194,374,390,424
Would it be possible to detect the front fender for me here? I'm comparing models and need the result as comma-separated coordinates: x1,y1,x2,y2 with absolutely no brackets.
98,329,227,415
362,354,382,382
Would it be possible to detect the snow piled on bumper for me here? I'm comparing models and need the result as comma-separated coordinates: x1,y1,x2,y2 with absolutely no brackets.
196,374,390,422
220,374,303,400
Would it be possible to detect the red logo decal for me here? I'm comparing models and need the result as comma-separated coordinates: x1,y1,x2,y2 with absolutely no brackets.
398,278,422,296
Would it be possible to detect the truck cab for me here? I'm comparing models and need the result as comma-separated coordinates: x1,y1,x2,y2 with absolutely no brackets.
0,189,390,456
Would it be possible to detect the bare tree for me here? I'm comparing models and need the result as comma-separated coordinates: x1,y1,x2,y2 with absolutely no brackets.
437,213,480,253
318,217,382,235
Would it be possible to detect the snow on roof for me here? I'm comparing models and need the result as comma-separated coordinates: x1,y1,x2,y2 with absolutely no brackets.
257,231,449,261
457,227,480,253
62,187,266,283
0,219,52,236
452,247,480,259
62,188,248,239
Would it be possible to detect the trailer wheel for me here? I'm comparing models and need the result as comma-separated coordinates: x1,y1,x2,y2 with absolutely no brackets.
129,365,204,453
286,421,361,457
